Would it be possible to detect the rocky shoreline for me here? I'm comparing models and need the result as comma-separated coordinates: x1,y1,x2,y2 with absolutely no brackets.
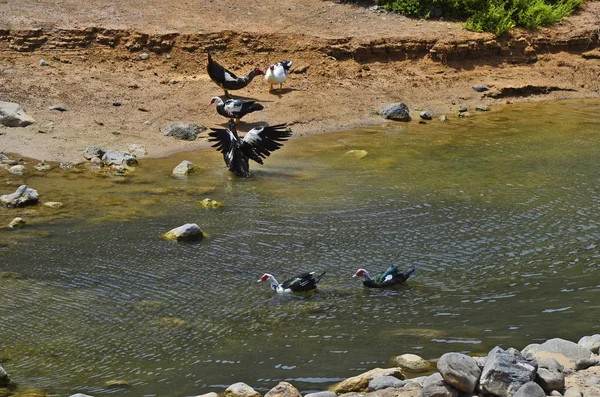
2,334,600,397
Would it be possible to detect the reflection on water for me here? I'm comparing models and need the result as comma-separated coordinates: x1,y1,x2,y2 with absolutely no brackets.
1,99,600,396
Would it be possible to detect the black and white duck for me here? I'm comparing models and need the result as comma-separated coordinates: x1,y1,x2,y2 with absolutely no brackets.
208,120,291,178
258,271,327,293
352,266,416,288
207,52,264,97
209,96,264,123
265,60,292,92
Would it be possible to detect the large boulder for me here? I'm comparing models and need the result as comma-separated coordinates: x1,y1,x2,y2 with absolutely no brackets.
264,381,300,397
162,122,206,141
479,346,537,397
578,334,600,354
436,352,481,393
162,223,204,242
390,354,432,373
522,338,593,369
0,101,35,127
102,150,138,166
512,381,545,397
1,185,39,208
379,103,411,122
330,368,405,393
224,382,261,397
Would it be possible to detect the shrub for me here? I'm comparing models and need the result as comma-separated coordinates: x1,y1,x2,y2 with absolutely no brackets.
376,0,583,35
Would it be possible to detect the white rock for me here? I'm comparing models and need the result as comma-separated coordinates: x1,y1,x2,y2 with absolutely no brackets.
0,101,35,127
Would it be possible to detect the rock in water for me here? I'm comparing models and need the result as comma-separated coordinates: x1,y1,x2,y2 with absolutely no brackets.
479,346,537,397
264,381,301,397
1,185,39,208
162,122,206,141
224,382,261,397
162,223,203,242
330,367,405,393
0,101,35,127
172,160,196,176
101,150,138,166
379,103,411,122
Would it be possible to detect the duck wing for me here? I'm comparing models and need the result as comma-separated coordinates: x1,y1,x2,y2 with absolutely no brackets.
223,99,263,119
208,123,240,167
241,124,292,164
282,271,324,292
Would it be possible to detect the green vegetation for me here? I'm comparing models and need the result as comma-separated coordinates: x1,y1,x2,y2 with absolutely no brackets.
376,0,583,35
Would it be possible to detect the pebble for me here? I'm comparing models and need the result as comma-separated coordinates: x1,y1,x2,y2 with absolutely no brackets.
439,115,447,122
459,106,468,112
420,110,433,120
40,59,48,66
112,101,122,107
472,85,489,92
48,105,68,112
476,105,490,112
139,53,149,60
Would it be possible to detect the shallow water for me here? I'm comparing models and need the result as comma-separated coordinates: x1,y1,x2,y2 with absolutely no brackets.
1,99,600,396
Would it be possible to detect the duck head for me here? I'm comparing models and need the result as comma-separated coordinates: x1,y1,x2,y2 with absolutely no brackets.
257,273,273,283
209,96,223,106
352,269,369,279
254,68,265,76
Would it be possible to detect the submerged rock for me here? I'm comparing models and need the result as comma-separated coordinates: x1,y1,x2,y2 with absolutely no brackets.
1,185,39,208
162,223,204,242
162,122,206,141
344,150,368,159
8,217,26,228
199,198,224,208
8,165,26,175
379,103,411,122
0,101,35,127
43,201,64,208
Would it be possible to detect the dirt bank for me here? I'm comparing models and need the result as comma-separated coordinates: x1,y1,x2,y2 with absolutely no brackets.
0,1,599,163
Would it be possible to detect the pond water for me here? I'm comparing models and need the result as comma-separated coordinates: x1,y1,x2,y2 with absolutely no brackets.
1,99,600,397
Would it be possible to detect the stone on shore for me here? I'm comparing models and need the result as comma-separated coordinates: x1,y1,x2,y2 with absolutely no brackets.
479,346,537,397
512,381,545,397
390,354,432,373
1,185,39,208
304,393,336,397
162,223,203,242
575,357,599,370
264,381,300,397
420,372,458,397
368,375,406,391
578,334,600,354
128,143,147,158
224,382,261,397
419,110,432,120
437,352,481,393
536,358,565,393
522,338,593,369
162,122,206,141
102,150,138,166
193,393,219,397
379,103,411,122
173,160,196,176
83,146,105,160
330,367,405,393
0,101,35,127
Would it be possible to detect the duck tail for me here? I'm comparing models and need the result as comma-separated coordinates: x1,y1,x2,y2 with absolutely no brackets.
315,271,327,284
404,266,416,278
249,102,264,113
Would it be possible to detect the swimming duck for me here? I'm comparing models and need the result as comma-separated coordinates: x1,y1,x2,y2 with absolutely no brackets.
353,266,416,288
210,96,264,123
265,60,292,92
207,52,264,97
208,120,292,178
258,271,327,293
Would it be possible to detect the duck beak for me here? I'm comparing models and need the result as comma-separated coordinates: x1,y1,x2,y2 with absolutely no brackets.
257,278,263,283
352,274,357,278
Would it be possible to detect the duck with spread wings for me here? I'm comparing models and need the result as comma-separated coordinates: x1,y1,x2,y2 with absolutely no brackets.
208,120,292,178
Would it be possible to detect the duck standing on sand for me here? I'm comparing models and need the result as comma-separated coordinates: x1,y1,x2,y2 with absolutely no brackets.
208,119,292,178
209,96,264,124
207,52,264,97
258,271,327,293
265,60,292,92
353,266,416,288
